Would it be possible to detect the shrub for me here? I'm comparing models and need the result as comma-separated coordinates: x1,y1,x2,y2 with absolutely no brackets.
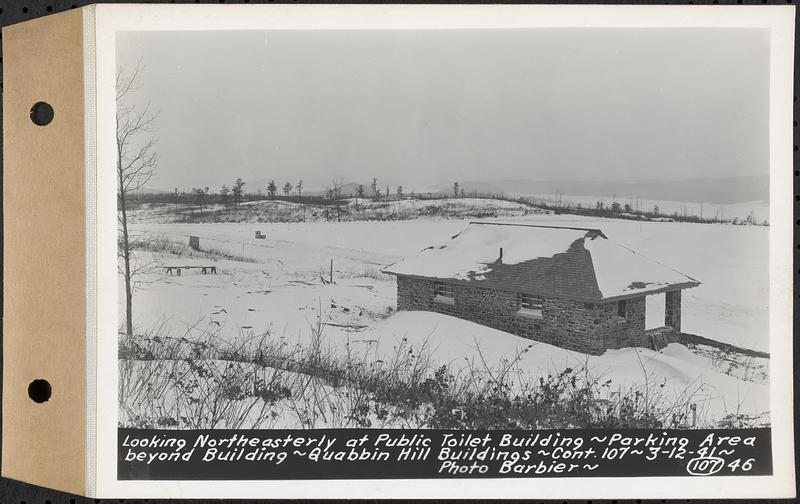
119,318,730,430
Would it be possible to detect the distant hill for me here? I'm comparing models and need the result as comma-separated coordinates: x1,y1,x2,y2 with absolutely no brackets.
446,175,769,205
141,174,769,205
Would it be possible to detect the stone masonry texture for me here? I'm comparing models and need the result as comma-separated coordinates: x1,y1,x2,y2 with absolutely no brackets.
396,275,682,355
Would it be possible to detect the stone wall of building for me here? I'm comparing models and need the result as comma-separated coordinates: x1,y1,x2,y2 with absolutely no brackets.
395,277,688,354
397,275,437,312
665,290,682,333
593,297,647,350
397,276,606,354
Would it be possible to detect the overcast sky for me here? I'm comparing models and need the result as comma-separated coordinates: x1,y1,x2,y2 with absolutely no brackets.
117,28,769,192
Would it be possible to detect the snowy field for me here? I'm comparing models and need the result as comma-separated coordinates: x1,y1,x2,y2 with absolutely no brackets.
128,197,545,224
122,213,770,425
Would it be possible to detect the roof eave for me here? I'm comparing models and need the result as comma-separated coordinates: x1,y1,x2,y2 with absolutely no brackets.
383,272,701,303
382,271,480,282
598,281,701,303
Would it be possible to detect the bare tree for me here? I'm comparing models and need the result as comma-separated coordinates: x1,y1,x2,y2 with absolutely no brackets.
220,184,231,211
232,178,245,206
327,177,345,222
283,182,293,197
192,186,209,214
117,62,159,337
332,177,344,200
295,180,305,221
371,177,378,198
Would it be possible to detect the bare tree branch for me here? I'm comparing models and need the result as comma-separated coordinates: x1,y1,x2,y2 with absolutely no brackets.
117,61,159,336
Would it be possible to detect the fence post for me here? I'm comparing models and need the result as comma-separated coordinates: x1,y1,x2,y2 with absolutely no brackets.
330,258,333,284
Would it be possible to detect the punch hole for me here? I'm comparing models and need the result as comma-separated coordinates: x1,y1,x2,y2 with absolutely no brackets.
28,379,52,403
30,101,54,126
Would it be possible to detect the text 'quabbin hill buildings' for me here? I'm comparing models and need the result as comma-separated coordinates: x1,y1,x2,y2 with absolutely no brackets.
383,222,700,355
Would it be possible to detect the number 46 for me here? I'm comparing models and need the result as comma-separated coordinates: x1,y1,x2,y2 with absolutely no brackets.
727,458,755,471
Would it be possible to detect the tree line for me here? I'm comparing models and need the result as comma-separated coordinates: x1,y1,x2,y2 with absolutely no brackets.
130,177,769,227
136,177,476,206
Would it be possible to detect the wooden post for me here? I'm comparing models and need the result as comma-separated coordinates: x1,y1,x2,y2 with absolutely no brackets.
330,258,333,284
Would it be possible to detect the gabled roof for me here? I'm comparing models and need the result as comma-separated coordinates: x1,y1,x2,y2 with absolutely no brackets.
382,222,700,302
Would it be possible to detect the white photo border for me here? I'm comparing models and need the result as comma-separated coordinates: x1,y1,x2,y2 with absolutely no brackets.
90,4,796,498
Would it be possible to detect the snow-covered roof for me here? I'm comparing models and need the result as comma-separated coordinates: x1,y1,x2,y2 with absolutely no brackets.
383,222,700,302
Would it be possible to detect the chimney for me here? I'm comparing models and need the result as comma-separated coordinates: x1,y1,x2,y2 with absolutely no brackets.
499,247,503,262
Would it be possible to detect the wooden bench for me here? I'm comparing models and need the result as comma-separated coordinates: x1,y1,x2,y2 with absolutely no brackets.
164,265,217,276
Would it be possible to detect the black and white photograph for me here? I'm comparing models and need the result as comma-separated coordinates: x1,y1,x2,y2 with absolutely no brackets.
115,24,776,434
1,3,795,499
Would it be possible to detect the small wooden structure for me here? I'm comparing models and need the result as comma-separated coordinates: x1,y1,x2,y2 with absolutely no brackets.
164,265,217,276
255,231,266,239
189,236,200,250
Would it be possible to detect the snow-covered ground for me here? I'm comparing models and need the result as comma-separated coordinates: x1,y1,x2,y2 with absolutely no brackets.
128,214,768,349
377,311,767,425
120,311,767,429
129,197,545,224
122,213,769,425
348,197,535,212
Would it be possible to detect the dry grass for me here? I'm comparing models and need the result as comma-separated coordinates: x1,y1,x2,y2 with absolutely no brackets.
129,197,547,225
117,312,739,430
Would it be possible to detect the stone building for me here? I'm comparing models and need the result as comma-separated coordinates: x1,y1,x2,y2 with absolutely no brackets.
383,222,700,355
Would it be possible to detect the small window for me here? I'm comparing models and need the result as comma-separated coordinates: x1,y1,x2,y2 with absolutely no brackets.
434,281,455,304
617,300,627,320
517,293,543,318
434,281,454,298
